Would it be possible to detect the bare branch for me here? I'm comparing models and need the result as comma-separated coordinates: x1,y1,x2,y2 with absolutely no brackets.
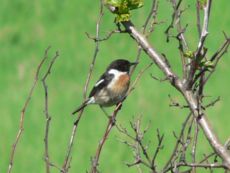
85,30,124,42
165,0,183,42
168,94,189,109
203,36,230,86
7,46,51,173
177,162,227,169
62,1,104,172
46,159,63,172
163,113,192,171
130,0,159,76
130,120,151,165
191,120,200,173
143,0,159,36
151,129,164,170
204,96,220,109
90,103,122,173
186,0,212,89
196,0,202,37
128,63,153,94
196,0,212,57
151,74,168,82
114,19,230,169
42,50,59,173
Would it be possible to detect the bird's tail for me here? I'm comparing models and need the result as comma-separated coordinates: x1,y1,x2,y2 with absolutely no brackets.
72,100,88,115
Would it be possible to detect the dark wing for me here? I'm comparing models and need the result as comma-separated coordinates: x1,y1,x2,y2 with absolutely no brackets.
89,72,114,97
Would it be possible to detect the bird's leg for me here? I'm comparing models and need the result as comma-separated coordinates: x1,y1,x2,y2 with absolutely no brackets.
100,106,111,119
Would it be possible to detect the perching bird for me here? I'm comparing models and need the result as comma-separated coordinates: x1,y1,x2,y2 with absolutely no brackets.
72,59,137,115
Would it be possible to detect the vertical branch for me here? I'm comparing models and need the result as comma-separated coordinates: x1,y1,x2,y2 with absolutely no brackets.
151,129,164,171
61,1,104,172
191,120,199,173
90,103,122,173
7,46,50,173
41,51,59,173
171,0,188,50
187,0,212,89
165,0,190,79
163,113,192,171
133,118,143,173
196,0,212,56
196,0,202,37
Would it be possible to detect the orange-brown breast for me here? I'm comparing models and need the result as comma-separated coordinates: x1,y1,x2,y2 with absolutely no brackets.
112,74,130,94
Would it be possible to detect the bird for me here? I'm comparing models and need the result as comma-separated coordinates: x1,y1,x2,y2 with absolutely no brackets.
72,59,138,115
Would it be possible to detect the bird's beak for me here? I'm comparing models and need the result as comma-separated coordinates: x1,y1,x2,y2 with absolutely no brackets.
130,61,139,66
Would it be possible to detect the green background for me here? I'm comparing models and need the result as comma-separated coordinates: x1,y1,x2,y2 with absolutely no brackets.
0,0,229,172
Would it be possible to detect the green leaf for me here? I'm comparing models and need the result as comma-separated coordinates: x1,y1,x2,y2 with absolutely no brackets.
199,0,207,9
184,50,194,59
106,0,121,7
115,13,131,23
128,0,144,10
105,0,144,22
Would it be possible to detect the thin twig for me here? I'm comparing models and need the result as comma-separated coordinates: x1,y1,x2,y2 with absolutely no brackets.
151,129,164,171
204,96,220,109
191,119,199,173
128,63,153,94
196,0,212,57
90,103,122,173
196,0,202,37
7,46,51,173
85,30,123,42
163,113,192,171
168,94,189,109
203,37,230,86
46,160,63,172
129,0,159,76
61,1,104,172
42,50,59,173
187,0,212,89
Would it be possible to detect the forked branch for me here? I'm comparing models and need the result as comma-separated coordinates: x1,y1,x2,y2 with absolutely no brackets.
7,46,51,173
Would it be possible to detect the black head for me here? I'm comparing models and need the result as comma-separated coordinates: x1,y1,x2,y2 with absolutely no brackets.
107,59,138,72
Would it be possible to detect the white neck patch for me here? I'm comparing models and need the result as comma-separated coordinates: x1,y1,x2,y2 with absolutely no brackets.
108,69,127,78
107,69,127,89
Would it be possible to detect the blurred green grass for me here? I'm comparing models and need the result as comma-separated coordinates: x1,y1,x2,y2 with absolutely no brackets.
0,0,230,172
